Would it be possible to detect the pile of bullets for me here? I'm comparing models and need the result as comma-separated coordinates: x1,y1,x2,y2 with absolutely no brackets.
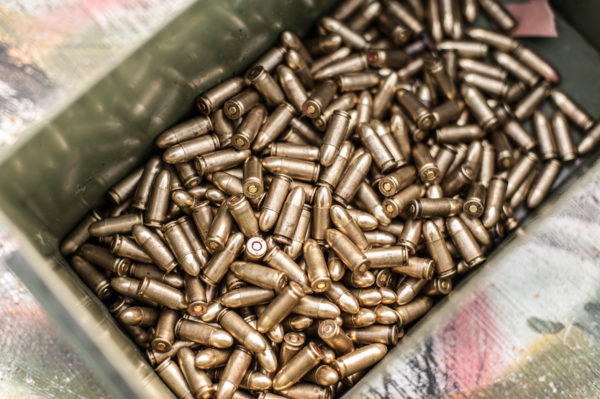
62,0,600,398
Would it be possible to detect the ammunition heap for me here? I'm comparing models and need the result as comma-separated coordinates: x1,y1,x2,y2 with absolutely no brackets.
62,0,600,398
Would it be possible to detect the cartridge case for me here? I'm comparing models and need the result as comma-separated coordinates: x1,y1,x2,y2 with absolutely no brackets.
372,72,398,120
258,282,305,333
194,348,230,370
71,255,112,299
262,157,320,183
252,102,296,151
191,200,213,245
506,152,539,197
276,65,308,113
503,118,537,151
550,89,594,131
491,131,514,169
224,89,260,120
144,169,171,227
202,232,244,286
412,142,440,183
463,183,486,217
461,84,498,131
407,198,463,218
206,202,232,253
221,287,274,308
247,65,285,107
279,332,306,367
425,55,456,102
326,282,360,315
227,195,259,238
184,275,207,316
177,347,214,399
273,342,324,390
447,216,485,267
493,52,539,87
392,257,435,280
442,164,475,196
217,309,267,354
333,152,372,205
326,229,369,273
364,246,409,268
319,110,350,167
336,72,380,92
138,277,186,310
333,343,387,379
232,105,266,150
509,169,537,209
578,122,600,155
163,134,220,165
109,234,151,264
260,173,292,231
330,205,369,251
396,296,434,326
478,0,516,31
163,220,202,276
423,220,455,278
197,77,245,115
382,184,426,219
312,186,332,243
195,149,251,175
527,160,561,208
155,359,194,399
436,124,485,144
152,309,179,351
396,89,435,131
552,111,577,162
304,239,331,293
533,111,557,160
347,325,400,345
274,187,306,245
319,319,354,356
217,346,253,399
482,175,507,228
80,243,130,276
264,246,310,292
303,80,338,118
514,83,549,121
230,261,287,292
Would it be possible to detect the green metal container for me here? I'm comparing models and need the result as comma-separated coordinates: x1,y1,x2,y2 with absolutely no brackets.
0,1,598,398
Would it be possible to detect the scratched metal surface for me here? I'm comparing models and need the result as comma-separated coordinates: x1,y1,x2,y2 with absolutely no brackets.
0,1,599,399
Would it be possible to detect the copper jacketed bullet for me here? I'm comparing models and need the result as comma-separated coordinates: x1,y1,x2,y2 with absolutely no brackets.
273,342,324,390
333,343,387,379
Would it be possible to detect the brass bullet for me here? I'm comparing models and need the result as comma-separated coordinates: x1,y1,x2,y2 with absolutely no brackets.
260,173,292,231
364,245,409,268
274,186,306,245
375,304,399,324
350,288,382,307
372,72,398,120
320,110,350,167
549,89,594,130
247,65,285,107
422,277,453,296
533,110,557,160
251,44,286,72
364,230,396,246
341,307,377,328
333,152,372,205
152,309,179,352
527,160,561,208
493,52,539,87
491,131,514,169
385,0,424,34
277,65,308,113
514,82,550,121
217,346,253,399
382,184,426,219
578,122,600,155
270,142,320,161
162,220,202,276
396,296,434,326
461,84,499,131
191,200,213,245
258,282,305,333
355,91,373,127
425,55,456,102
262,157,320,183
195,149,251,176
61,210,101,256
325,281,360,315
509,169,537,209
232,104,266,151
412,142,440,183
240,370,272,391
156,117,214,149
201,301,224,323
310,47,352,75
328,253,345,282
440,0,455,36
210,172,243,196
263,246,310,292
118,305,158,327
407,197,464,218
480,141,495,187
142,168,170,227
221,287,275,308
395,257,436,280
304,239,332,293
330,205,370,251
197,77,245,115
195,348,230,369
423,220,455,278
241,157,264,200
109,234,151,263
223,89,260,120
482,175,507,228
343,269,375,288
513,45,559,83
206,202,232,253
478,0,516,31
379,286,397,304
320,17,368,50
303,80,338,118
312,186,332,243
347,209,378,231
459,213,491,246
312,92,357,131
552,111,577,162
227,195,259,238
318,319,354,355
458,58,508,81
428,0,443,42
110,277,155,304
305,33,343,55
305,365,340,386
336,72,380,92
442,164,475,196
155,359,194,399
506,152,539,197
346,0,382,32
273,342,324,390
395,277,429,305
463,183,486,217
356,182,392,226
230,261,287,292
138,277,186,310
326,229,369,274
430,101,464,129
163,134,220,165
332,343,387,379
347,325,400,345
252,102,297,151
503,118,537,152
202,232,244,287
80,243,130,276
436,124,484,144
277,383,333,399
465,27,516,51
71,255,112,299
107,166,144,204
183,274,207,316
217,308,267,354
435,145,457,181
279,332,306,367
396,89,435,131
178,347,214,399
447,216,486,267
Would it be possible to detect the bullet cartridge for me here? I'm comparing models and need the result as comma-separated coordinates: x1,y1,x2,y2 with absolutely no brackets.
312,92,357,131
363,231,396,247
385,0,424,34
503,118,537,152
247,65,285,107
71,255,112,299
396,89,435,131
273,342,324,390
463,182,486,217
346,0,382,32
151,308,179,352
303,239,331,293
312,186,332,243
330,205,369,251
264,246,310,292
550,89,594,131
478,0,516,31
422,221,455,278
461,84,499,131
407,197,463,218
532,110,558,160
80,243,130,276
164,135,220,165
382,184,425,220
349,288,382,308
262,157,320,183
482,175,507,228
202,232,244,287
578,122,600,155
320,17,368,50
303,80,338,118
326,229,369,274
206,202,232,253
422,277,453,295
232,105,266,151
325,282,360,315
194,348,230,370
305,33,343,55
320,110,350,167
348,325,400,345
442,164,475,197
195,149,251,176
427,0,443,42
217,346,253,399
514,83,549,121
446,216,485,267
201,301,224,323
493,52,539,87
252,102,296,151
226,195,259,239
276,65,308,113
279,332,306,367
162,220,202,276
333,152,372,205
224,89,260,120
328,253,345,282
155,359,194,399
513,45,559,83
217,308,267,354
259,173,292,231
340,307,377,328
230,262,287,293
527,160,561,208
355,182,392,226
274,187,306,245
411,143,438,183
363,245,410,270
197,77,245,116
396,296,434,326
509,168,536,209
395,276,429,305
491,131,514,169
269,143,320,162
318,319,354,355
156,116,214,149
258,282,305,333
375,304,399,324
336,72,380,93
305,365,340,386
346,209,378,232
136,277,186,310
424,55,456,102
458,58,508,81
372,72,398,120
221,287,275,308
118,305,158,327
458,213,490,246
108,235,151,264
332,343,387,379
177,347,214,399
343,269,375,288
61,210,102,256
395,257,436,280
191,200,213,245
438,40,489,58
552,111,577,162
240,158,265,200
142,168,170,227
506,152,539,197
